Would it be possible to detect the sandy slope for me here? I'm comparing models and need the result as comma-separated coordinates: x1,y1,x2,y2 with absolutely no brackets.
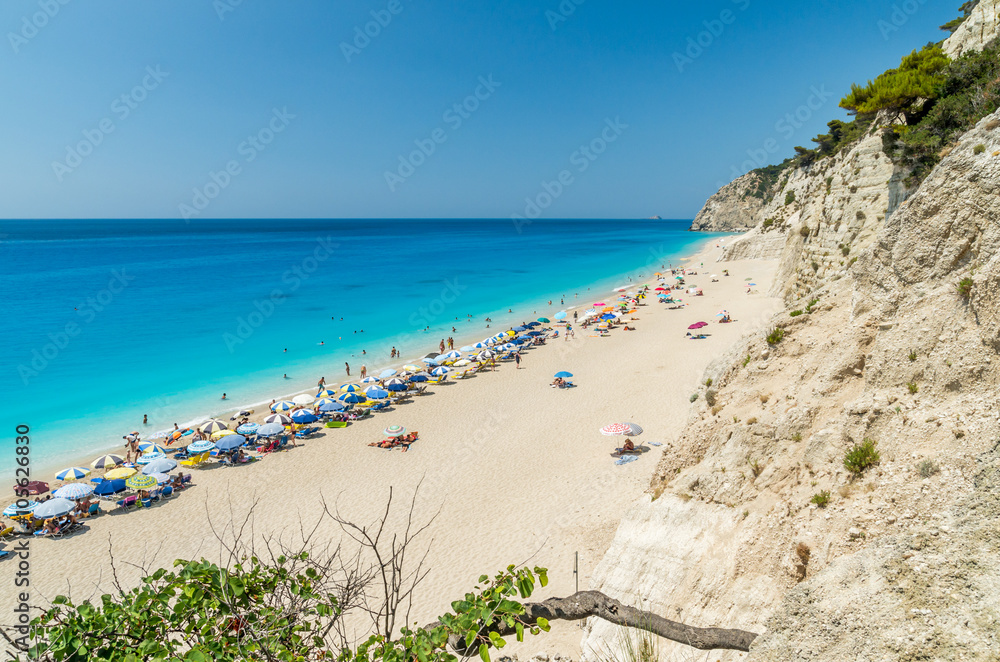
0,241,780,658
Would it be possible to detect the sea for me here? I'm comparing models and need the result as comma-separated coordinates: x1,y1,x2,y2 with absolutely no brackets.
1,218,722,476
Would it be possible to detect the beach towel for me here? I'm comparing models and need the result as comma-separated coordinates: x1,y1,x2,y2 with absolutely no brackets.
614,455,639,466
649,442,662,446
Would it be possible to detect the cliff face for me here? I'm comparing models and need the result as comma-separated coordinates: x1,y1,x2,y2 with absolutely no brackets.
587,22,1000,662
944,0,1000,58
689,173,770,232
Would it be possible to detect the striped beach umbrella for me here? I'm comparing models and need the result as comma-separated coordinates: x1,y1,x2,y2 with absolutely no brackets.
146,472,171,485
104,466,137,480
319,401,345,412
439,350,462,360
264,413,292,425
313,398,336,408
271,400,296,412
379,368,397,379
187,440,216,454
292,394,314,406
257,423,285,436
91,454,124,470
476,350,494,361
409,371,432,381
199,419,229,433
402,364,421,373
430,366,449,376
316,388,338,398
452,360,472,367
136,452,166,465
600,422,643,437
54,482,94,499
338,392,366,404
360,376,380,384
169,428,193,443
137,442,166,455
291,409,317,422
236,423,259,435
383,425,407,437
55,467,90,481
384,378,408,391
126,473,157,490
211,429,237,440
472,342,488,349
3,502,37,517
340,383,364,393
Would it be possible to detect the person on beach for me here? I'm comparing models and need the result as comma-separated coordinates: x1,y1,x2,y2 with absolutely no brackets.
345,363,351,376
317,377,326,394
142,414,148,425
284,374,289,379
515,352,521,369
360,365,367,379
222,393,227,400
439,339,445,353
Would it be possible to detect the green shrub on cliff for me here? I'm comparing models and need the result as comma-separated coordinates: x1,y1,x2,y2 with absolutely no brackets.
840,45,950,123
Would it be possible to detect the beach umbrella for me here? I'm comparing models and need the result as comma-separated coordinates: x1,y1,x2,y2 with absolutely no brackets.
136,452,166,465
91,454,124,470
168,428,193,443
316,388,338,398
421,357,440,365
312,398,335,408
600,422,644,437
54,483,94,500
452,360,472,367
364,387,390,400
554,371,573,378
137,442,166,455
142,458,178,475
3,502,37,517
33,498,75,520
384,378,408,391
378,368,397,379
472,342,488,349
593,302,606,306
292,394,314,406
688,322,708,329
211,429,237,440
408,372,431,382
383,425,407,437
199,419,229,433
55,467,90,481
264,413,293,425
340,383,364,393
104,467,137,480
360,376,381,384
229,409,253,420
187,439,216,454
554,311,567,320
319,401,345,412
338,392,366,404
439,350,462,360
271,400,296,412
430,366,449,376
126,473,157,491
402,364,422,372
93,479,126,496
236,423,260,435
477,350,495,360
537,317,550,323
459,345,476,352
214,435,247,451
257,423,285,436
146,472,171,485
512,325,527,332
291,409,318,423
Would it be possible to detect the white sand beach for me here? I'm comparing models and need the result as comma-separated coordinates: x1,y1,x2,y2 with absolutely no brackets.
1,241,781,657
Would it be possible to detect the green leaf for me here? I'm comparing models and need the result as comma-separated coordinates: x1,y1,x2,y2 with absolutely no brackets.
479,643,490,662
536,617,550,632
515,622,524,642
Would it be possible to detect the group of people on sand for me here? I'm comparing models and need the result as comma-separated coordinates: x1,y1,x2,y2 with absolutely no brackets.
368,430,419,452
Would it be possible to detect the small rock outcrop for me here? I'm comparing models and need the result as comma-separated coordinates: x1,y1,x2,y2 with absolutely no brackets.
943,0,1000,58
690,172,771,232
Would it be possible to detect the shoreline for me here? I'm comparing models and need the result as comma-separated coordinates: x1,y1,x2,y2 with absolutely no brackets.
26,233,731,481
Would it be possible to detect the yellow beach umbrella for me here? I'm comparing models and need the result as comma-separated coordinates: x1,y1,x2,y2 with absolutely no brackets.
211,429,237,440
105,467,137,480
402,365,421,373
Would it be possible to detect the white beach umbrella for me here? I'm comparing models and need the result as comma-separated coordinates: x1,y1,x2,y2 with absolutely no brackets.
292,394,314,406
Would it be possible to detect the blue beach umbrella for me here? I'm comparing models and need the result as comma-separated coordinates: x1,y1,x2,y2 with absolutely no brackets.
338,392,366,404
364,387,390,400
187,440,216,454
460,345,476,352
554,371,574,378
291,410,317,423
137,442,166,455
384,378,408,391
536,318,549,324
528,331,544,337
54,483,94,500
408,372,431,382
236,423,259,435
55,467,90,481
271,400,296,412
214,435,247,452
554,311,567,320
257,423,285,436
93,479,127,496
439,350,462,360
379,368,397,379
33,498,75,519
142,458,178,475
319,401,345,412
316,388,338,398
472,342,488,349
512,325,527,332
4,501,37,517
430,366,450,376
136,452,166,465
341,383,365,393
360,376,380,384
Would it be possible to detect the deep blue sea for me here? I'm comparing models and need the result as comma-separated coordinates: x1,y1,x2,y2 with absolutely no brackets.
1,219,715,475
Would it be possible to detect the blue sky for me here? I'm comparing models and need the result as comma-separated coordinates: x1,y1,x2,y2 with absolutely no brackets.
0,0,961,219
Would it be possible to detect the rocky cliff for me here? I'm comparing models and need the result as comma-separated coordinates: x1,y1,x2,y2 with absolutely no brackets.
585,20,1000,662
689,172,770,232
944,0,1000,58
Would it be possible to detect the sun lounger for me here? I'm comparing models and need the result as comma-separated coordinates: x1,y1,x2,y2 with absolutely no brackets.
256,440,279,453
80,503,101,518
161,485,174,498
179,452,209,467
180,473,192,486
0,550,11,561
116,495,138,511
0,526,13,539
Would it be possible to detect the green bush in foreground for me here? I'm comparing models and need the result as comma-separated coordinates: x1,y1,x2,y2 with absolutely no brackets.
844,439,880,477
810,490,831,508
766,327,785,345
12,555,550,662
957,276,974,299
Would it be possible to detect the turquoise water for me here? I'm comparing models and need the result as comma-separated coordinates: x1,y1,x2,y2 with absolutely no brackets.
1,219,714,474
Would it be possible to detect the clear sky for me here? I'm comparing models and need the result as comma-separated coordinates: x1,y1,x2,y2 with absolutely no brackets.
0,0,961,220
